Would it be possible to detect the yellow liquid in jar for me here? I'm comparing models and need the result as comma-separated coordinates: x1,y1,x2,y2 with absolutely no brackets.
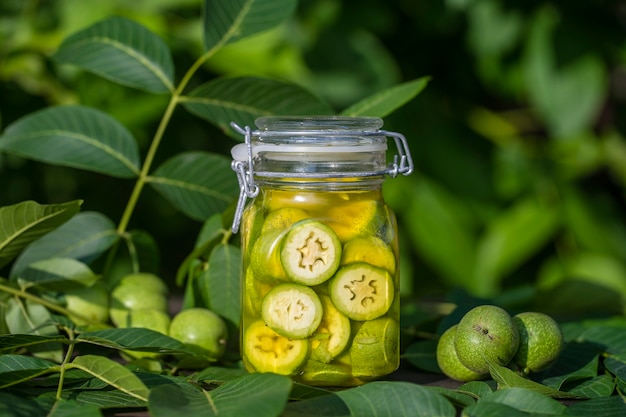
240,188,400,386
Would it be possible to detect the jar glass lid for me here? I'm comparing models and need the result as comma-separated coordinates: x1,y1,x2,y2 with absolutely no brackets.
231,116,388,162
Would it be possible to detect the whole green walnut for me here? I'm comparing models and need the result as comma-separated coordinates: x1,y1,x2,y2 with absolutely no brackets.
109,273,169,327
169,308,228,360
436,324,487,382
64,282,110,325
115,273,168,295
511,311,564,374
454,305,519,374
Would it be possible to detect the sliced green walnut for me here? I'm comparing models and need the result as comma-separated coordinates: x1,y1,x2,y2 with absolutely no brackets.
280,220,342,286
310,295,351,363
243,320,309,375
261,283,323,339
350,317,399,378
326,199,380,242
241,203,265,257
261,207,309,234
329,263,394,321
341,235,397,275
297,359,361,387
250,229,288,282
243,266,273,316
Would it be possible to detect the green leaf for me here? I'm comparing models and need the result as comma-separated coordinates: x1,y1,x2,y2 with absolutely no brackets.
540,341,601,390
0,200,81,270
427,386,476,409
176,233,224,289
536,253,626,315
473,196,560,297
199,243,241,326
37,367,99,388
341,77,430,117
18,258,98,290
489,360,584,399
180,76,334,135
70,389,148,410
463,401,560,417
77,328,187,354
10,211,119,279
210,373,292,416
5,298,57,336
0,334,68,352
0,354,57,389
136,371,184,388
335,381,456,417
4,299,64,363
480,388,567,415
457,380,495,399
564,396,626,417
176,214,226,287
576,325,626,354
604,132,626,189
565,375,615,398
195,366,248,384
290,384,336,402
523,7,606,138
402,177,477,290
68,373,177,409
282,393,351,417
0,106,141,178
403,339,440,373
0,392,46,416
54,16,175,93
547,55,606,139
195,214,227,249
122,229,161,275
148,151,239,222
562,187,626,260
203,0,298,51
148,382,216,417
467,1,522,58
148,373,292,417
605,353,626,387
45,399,104,417
69,355,149,402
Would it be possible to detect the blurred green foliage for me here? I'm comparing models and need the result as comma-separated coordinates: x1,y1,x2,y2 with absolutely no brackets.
1,0,626,318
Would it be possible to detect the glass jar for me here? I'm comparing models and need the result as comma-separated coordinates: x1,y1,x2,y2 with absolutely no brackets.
230,116,413,386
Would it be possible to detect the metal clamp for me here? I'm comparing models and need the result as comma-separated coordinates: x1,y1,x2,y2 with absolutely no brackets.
230,124,259,233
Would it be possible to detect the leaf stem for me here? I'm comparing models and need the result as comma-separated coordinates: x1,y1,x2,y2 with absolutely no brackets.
116,94,178,234
0,282,95,324
56,328,76,400
115,47,220,234
220,229,232,245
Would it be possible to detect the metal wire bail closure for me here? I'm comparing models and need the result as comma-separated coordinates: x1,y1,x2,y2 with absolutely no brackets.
229,120,414,233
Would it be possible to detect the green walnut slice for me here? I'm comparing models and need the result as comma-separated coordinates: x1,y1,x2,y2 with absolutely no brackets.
241,203,265,257
261,283,323,339
329,263,394,321
280,220,342,286
243,320,309,375
261,207,309,234
250,229,288,282
325,199,380,242
350,317,399,378
310,295,351,363
341,235,397,275
243,266,273,316
297,359,360,387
